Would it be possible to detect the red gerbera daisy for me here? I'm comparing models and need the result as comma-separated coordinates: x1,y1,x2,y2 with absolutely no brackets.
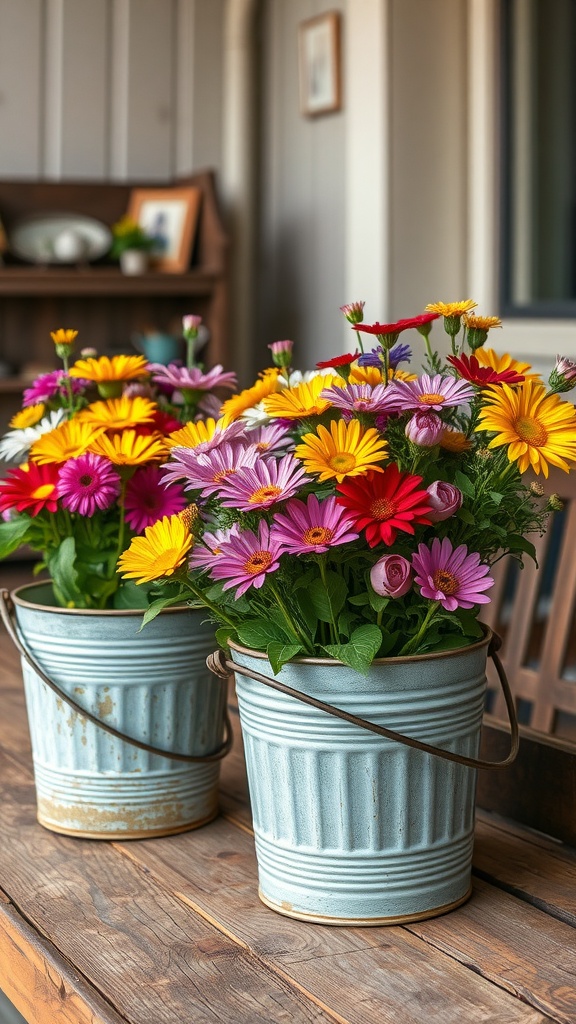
336,464,433,546
447,353,525,386
316,351,360,369
354,313,440,337
0,461,60,517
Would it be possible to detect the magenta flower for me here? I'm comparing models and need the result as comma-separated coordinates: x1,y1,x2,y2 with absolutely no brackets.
23,370,90,407
320,382,401,415
162,442,258,496
426,481,462,522
412,538,494,611
271,494,359,554
218,454,309,510
388,373,475,412
209,521,283,596
149,363,237,392
405,410,444,446
56,453,120,516
370,554,413,598
190,525,239,571
124,465,187,533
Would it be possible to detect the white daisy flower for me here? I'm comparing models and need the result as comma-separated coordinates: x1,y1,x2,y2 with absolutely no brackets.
0,408,65,463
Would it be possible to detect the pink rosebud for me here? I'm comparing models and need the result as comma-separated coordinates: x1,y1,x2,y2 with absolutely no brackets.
182,314,202,337
370,554,413,598
268,339,294,368
405,410,443,446
80,347,98,359
426,481,462,522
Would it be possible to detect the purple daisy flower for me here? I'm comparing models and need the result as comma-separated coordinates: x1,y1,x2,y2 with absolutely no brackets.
245,422,292,454
357,346,384,368
56,453,120,516
190,525,239,571
196,393,224,419
124,465,187,534
218,454,309,510
411,538,494,612
149,363,237,392
23,370,90,407
271,494,359,554
387,373,475,413
320,382,401,415
163,442,259,496
389,342,412,368
209,521,283,596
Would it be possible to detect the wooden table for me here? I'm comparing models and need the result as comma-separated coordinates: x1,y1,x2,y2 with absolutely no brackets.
1,572,576,1024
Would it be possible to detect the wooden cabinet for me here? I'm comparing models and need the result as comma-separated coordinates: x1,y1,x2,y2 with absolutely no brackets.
0,170,230,429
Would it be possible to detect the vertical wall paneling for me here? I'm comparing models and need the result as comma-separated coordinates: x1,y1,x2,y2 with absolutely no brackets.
43,0,64,177
190,0,224,172
110,0,130,179
122,0,176,180
0,0,44,176
175,0,195,175
59,0,110,178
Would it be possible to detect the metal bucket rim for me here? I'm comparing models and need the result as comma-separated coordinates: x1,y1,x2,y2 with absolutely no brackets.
229,624,492,667
10,581,200,617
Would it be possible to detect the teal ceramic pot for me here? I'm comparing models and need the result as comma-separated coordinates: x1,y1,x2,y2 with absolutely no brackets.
12,582,227,839
229,634,490,925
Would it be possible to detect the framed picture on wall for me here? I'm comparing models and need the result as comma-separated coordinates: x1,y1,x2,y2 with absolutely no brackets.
127,186,201,273
298,11,342,117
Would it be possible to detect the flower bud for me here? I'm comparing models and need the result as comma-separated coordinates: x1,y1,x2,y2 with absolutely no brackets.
548,493,563,512
426,481,462,522
529,481,544,496
548,355,576,393
268,339,294,368
182,314,202,339
340,301,365,324
80,347,98,359
370,555,412,598
405,410,443,447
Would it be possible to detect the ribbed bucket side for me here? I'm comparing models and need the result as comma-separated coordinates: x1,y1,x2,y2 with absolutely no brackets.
231,639,489,925
13,584,227,838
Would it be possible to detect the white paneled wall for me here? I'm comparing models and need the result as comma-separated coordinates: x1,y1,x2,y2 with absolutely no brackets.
0,0,224,181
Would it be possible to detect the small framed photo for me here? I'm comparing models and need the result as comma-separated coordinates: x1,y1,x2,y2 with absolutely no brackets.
298,11,342,118
127,186,201,273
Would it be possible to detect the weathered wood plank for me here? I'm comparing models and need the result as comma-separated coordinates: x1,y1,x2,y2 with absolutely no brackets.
0,752,335,1024
114,816,551,1024
0,893,124,1024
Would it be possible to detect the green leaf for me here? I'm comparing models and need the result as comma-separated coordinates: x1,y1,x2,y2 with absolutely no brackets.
215,625,237,652
368,590,389,613
46,537,83,606
323,624,382,676
348,593,370,607
308,572,347,623
236,618,291,651
454,608,484,639
378,629,400,657
489,491,504,505
337,609,359,639
0,515,33,558
454,470,475,498
267,642,303,675
457,507,476,525
113,579,152,609
506,534,537,561
139,594,187,630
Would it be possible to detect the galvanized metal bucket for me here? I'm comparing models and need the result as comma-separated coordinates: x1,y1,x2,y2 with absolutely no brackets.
7,582,229,839
226,633,513,926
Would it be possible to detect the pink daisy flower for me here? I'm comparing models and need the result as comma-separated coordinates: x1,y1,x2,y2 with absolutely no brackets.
190,525,239,571
218,454,309,510
209,521,283,596
271,494,359,554
320,382,401,415
56,453,120,517
162,442,258,495
149,363,237,392
23,370,90,407
411,538,494,612
124,465,187,533
388,373,475,412
196,393,225,419
245,422,292,454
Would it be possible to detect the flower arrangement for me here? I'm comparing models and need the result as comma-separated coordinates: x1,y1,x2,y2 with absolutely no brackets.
0,320,236,609
109,215,156,258
115,300,576,674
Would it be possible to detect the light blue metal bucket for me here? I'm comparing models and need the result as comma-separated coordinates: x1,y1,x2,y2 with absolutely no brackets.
230,634,491,925
10,582,228,839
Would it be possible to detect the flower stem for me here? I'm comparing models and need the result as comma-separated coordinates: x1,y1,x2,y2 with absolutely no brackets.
398,601,440,657
317,556,339,645
269,580,314,654
182,580,236,626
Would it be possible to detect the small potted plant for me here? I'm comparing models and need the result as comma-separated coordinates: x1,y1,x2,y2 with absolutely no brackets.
109,214,155,274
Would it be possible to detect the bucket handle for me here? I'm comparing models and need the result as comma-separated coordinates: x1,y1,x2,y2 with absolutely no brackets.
207,631,518,771
0,589,232,764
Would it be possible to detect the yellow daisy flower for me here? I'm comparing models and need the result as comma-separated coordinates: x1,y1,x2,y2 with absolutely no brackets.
263,374,340,419
474,348,538,381
477,380,576,476
462,314,502,331
220,369,282,421
30,420,104,464
166,418,221,450
117,514,193,584
425,300,478,317
69,354,149,382
88,429,167,466
78,396,157,431
50,329,78,347
440,427,472,453
349,365,385,386
9,404,46,429
295,419,388,483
